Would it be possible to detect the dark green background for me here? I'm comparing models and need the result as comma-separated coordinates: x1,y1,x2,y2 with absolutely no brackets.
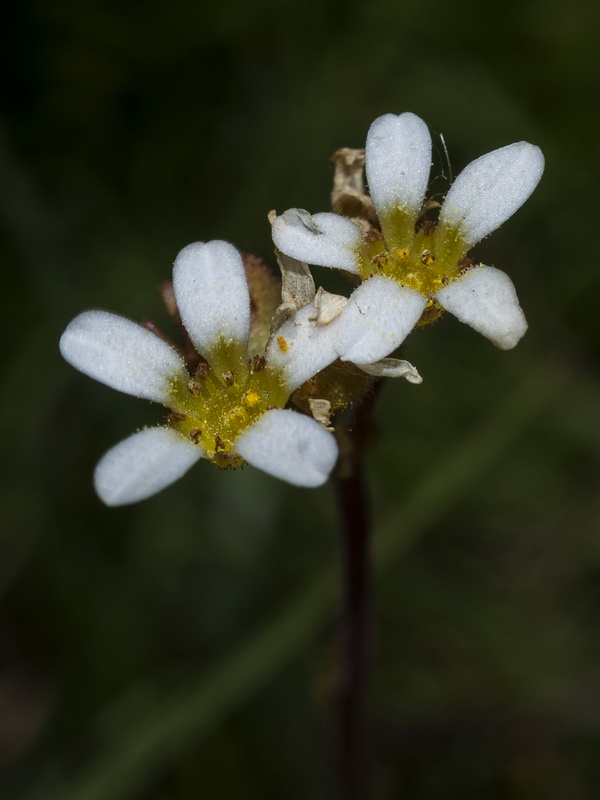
1,0,599,797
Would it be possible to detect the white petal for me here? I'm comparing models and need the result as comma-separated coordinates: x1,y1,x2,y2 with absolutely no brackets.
172,240,251,355
357,357,423,384
439,142,544,246
94,427,203,506
266,301,345,391
335,276,427,364
271,209,361,273
436,266,527,350
236,409,338,487
60,310,187,404
365,112,432,215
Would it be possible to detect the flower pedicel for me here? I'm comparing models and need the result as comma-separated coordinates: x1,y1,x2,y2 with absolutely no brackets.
272,112,545,364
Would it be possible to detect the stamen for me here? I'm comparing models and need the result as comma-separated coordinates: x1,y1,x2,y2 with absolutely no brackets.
228,408,246,423
167,410,187,423
189,428,202,444
252,354,266,373
371,252,389,269
167,348,288,466
242,391,261,408
196,362,209,380
457,256,475,272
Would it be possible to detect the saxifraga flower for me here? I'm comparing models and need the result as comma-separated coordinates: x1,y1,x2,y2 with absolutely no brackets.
60,240,358,505
272,112,545,364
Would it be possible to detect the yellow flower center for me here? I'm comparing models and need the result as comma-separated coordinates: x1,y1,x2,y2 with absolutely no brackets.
355,205,470,298
167,340,288,469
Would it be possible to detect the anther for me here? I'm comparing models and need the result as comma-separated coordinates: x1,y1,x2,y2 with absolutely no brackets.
167,410,187,424
416,218,437,236
371,252,389,269
189,428,202,444
364,227,383,243
223,371,235,386
242,391,260,408
457,256,475,273
195,362,209,380
252,354,266,373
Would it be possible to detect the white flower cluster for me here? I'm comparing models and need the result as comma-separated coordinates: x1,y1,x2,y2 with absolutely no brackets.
60,112,544,504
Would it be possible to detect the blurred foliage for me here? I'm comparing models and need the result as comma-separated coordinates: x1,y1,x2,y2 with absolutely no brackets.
1,0,599,797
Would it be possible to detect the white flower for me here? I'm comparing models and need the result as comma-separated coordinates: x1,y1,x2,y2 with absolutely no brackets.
60,240,350,506
272,112,545,364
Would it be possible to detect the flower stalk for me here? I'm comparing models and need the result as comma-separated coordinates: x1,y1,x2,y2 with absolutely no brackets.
334,462,371,799
332,382,382,800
